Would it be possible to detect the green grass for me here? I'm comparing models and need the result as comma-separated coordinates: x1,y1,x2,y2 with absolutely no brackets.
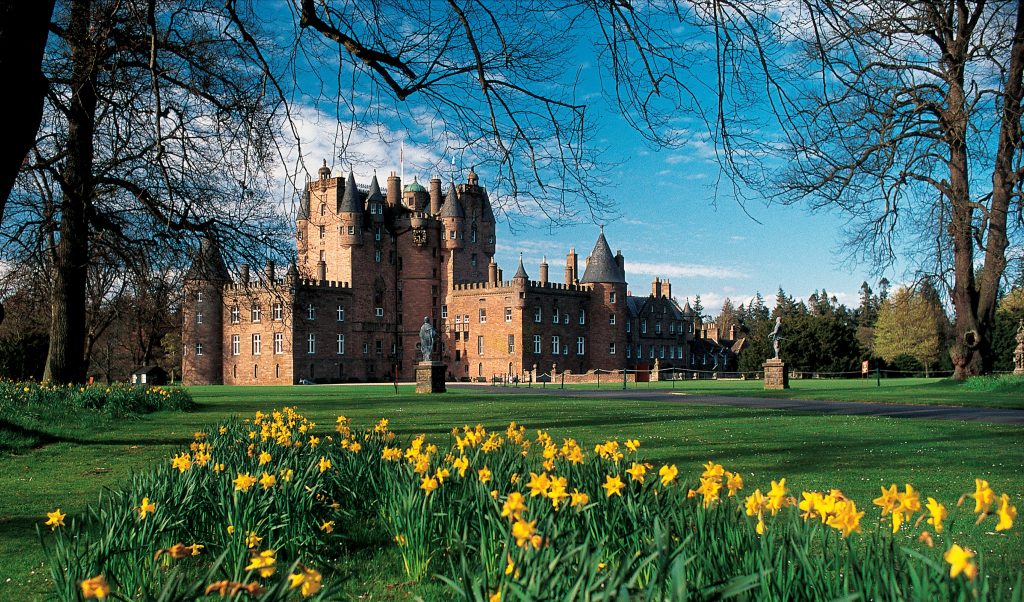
1,384,1021,600
550,375,1024,409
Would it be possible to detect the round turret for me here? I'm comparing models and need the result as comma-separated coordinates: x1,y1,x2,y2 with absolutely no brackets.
403,177,429,211
439,182,465,250
318,159,331,180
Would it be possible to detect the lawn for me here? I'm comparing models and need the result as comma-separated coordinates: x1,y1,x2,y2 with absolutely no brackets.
551,375,1024,409
1,383,1021,600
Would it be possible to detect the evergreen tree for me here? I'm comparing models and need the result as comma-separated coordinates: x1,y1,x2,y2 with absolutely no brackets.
692,295,704,321
717,298,740,338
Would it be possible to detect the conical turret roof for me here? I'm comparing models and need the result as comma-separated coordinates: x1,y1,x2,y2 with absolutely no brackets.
439,183,464,218
366,173,384,204
480,191,495,223
185,236,231,281
297,187,310,220
682,300,695,315
513,254,529,280
580,229,625,284
338,171,361,213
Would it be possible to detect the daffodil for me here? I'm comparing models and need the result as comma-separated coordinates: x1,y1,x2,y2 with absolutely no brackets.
570,489,590,508
825,500,864,538
320,520,335,533
944,544,977,580
478,466,492,483
873,484,899,515
512,518,540,549
259,472,277,489
453,455,469,477
766,479,789,515
926,497,947,534
420,475,439,495
725,471,744,496
138,497,156,520
233,473,257,492
969,479,995,514
502,492,527,520
80,575,110,599
45,508,66,529
996,494,1016,531
245,531,262,549
626,463,647,483
245,549,277,578
702,461,724,479
658,464,678,487
526,472,551,497
602,474,625,497
288,566,323,597
318,456,332,473
171,452,192,472
258,451,272,465
624,439,640,453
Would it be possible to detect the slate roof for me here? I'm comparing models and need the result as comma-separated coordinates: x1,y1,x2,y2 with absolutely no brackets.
480,192,496,223
185,236,231,281
366,173,384,205
297,188,310,220
439,183,464,218
513,255,529,279
338,172,362,213
580,230,625,284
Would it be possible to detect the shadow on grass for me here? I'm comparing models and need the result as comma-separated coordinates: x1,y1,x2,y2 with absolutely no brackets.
0,419,193,454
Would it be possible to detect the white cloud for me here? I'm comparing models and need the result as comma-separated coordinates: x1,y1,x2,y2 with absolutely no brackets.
626,261,747,280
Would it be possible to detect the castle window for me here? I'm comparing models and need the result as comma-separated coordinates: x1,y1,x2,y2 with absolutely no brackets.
626,345,631,359
670,322,675,334
196,311,203,324
641,320,647,334
276,364,280,378
471,254,477,268
488,234,494,244
337,306,345,322
478,363,483,378
363,342,369,355
450,230,456,239
609,342,617,355
477,336,484,355
534,307,542,323
479,308,487,323
254,365,258,379
441,305,448,320
609,292,617,304
563,313,569,325
533,335,541,354
320,204,326,216
626,320,631,333
272,303,282,321
231,335,240,356
678,345,683,358
319,225,325,239
274,333,283,354
660,345,665,359
688,322,694,333
471,224,477,243
307,334,316,354
670,347,675,359
348,225,355,235
320,250,326,261
375,227,381,241
579,309,586,325
650,346,655,359
375,250,382,263
252,334,261,355
455,349,461,362
251,306,261,323
230,306,240,324
307,304,316,320
656,322,662,334
552,307,559,324
504,307,512,322
196,291,203,303
609,313,615,325
375,307,384,317
508,335,515,354
576,337,585,355
195,343,203,356
375,339,383,354
389,251,395,265
297,230,303,241
551,336,560,355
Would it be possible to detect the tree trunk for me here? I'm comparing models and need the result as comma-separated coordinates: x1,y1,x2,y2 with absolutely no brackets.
43,0,94,384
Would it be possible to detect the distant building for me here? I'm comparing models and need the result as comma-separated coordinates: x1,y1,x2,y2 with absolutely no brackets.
181,165,737,384
131,365,168,385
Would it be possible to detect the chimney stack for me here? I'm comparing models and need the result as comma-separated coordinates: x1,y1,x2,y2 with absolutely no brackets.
429,177,442,215
265,260,275,284
240,263,249,285
539,257,549,285
665,278,672,299
565,248,578,285
488,258,498,286
652,277,662,298
317,260,326,281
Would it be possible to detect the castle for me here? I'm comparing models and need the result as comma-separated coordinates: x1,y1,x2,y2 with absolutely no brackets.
181,164,740,385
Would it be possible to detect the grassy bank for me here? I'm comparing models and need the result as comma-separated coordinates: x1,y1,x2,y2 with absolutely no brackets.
0,384,1021,600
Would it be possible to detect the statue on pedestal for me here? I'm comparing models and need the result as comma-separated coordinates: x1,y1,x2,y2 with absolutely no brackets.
768,317,783,360
419,317,436,362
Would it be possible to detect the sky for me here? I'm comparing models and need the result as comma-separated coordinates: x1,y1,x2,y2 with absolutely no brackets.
272,4,905,317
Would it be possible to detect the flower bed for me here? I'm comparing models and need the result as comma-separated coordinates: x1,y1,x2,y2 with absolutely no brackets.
40,407,1019,600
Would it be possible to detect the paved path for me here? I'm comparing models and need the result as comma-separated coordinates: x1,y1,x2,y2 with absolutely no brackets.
448,384,1024,425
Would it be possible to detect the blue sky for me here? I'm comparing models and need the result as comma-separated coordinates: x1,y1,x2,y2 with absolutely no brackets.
274,5,901,317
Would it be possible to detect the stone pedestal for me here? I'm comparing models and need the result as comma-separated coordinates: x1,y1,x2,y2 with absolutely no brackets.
1013,320,1024,375
763,359,789,390
415,362,447,394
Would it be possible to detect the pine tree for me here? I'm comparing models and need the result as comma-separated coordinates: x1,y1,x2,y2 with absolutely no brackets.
692,295,704,321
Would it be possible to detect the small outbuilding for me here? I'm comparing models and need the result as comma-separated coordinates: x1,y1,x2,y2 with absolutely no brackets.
131,365,168,386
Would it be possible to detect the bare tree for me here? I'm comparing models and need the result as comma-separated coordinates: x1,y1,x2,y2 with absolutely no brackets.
702,0,1024,377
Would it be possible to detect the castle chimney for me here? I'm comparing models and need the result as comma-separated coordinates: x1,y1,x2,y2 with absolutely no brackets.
665,278,671,299
729,324,736,340
565,248,578,285
539,257,549,286
652,277,662,298
386,171,401,206
317,260,326,281
240,263,250,285
488,258,498,286
615,249,624,276
429,177,442,215
265,260,275,283
497,268,503,282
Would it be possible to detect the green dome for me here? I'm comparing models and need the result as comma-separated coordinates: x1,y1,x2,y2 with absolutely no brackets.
404,177,426,193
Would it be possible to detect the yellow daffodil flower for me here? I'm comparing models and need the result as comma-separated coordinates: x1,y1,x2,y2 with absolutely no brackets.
512,518,541,549
970,479,995,514
478,466,492,483
245,549,277,578
658,464,678,487
233,473,257,492
259,472,276,489
944,544,977,580
766,479,788,515
725,471,744,496
702,461,724,479
318,456,332,473
138,497,156,520
452,455,469,477
320,521,335,533
288,566,323,597
502,492,527,521
602,474,625,497
926,497,947,534
171,452,192,473
245,531,262,549
626,463,647,484
873,484,899,515
45,508,66,530
420,475,439,495
526,472,551,497
624,439,640,453
996,494,1016,531
80,574,110,599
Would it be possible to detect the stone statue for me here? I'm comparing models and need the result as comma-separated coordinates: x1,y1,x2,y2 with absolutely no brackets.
1014,319,1024,375
768,316,782,360
419,317,436,362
